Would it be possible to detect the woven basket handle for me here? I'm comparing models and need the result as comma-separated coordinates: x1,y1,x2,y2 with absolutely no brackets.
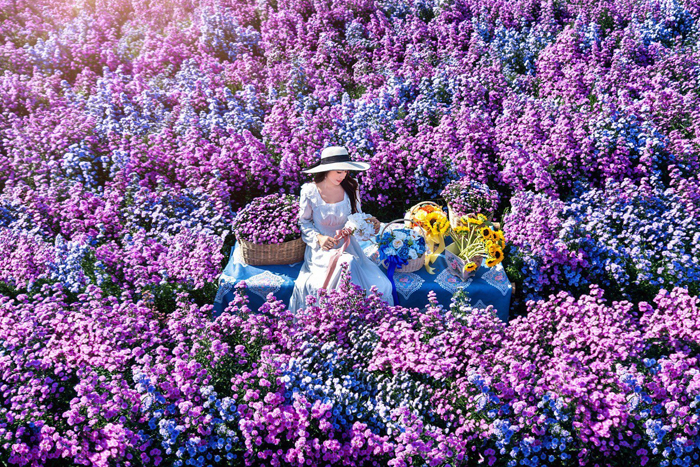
379,218,419,237
409,201,442,211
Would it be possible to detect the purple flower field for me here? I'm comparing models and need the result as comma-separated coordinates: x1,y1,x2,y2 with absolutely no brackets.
1,0,699,465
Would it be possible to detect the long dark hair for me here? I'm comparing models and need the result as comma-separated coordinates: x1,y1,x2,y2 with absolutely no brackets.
313,171,359,214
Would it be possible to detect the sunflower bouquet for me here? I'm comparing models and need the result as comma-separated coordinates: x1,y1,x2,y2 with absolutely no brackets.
445,214,506,280
406,202,450,274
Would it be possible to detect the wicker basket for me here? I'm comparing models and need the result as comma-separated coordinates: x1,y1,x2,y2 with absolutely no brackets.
405,201,444,229
447,204,462,228
378,219,425,273
238,236,306,266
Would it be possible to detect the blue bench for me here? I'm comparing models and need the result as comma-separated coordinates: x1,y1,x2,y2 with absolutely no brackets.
214,240,511,322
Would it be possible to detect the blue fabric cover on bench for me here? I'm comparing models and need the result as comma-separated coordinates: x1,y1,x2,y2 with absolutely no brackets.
214,240,511,322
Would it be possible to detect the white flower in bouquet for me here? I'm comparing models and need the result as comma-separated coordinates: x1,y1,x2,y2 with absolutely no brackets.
385,247,397,256
392,238,404,249
408,249,418,260
344,213,376,241
393,230,407,241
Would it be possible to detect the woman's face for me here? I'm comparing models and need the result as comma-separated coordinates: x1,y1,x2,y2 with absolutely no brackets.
325,170,348,185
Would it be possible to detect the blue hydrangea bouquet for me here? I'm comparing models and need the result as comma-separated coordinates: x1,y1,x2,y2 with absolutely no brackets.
376,220,427,304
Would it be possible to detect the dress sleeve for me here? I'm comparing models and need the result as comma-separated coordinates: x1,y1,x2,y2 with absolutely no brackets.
299,183,321,249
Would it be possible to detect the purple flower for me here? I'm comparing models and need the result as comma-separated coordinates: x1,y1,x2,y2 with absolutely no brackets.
441,178,501,217
231,193,301,244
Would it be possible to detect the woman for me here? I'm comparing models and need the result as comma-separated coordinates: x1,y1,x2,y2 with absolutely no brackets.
289,146,394,312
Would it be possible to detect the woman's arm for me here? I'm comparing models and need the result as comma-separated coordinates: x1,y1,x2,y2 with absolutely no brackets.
299,185,323,249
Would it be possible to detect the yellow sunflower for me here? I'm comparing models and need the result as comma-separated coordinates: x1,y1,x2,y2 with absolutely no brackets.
426,211,449,235
480,226,492,239
486,250,504,267
463,261,478,272
464,216,482,226
488,244,499,256
414,210,428,223
477,213,488,222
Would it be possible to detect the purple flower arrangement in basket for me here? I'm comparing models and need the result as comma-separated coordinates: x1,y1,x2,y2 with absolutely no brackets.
441,178,501,217
231,193,301,244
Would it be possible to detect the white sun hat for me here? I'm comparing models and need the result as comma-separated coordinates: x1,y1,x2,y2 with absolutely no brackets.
302,146,371,174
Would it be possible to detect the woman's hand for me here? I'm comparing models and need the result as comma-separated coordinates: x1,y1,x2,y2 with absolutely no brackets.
334,228,353,240
368,217,381,234
317,234,337,251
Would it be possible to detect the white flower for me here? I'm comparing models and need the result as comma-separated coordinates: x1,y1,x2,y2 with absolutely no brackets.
393,230,407,241
392,238,404,249
408,249,418,259
344,213,375,241
385,247,397,256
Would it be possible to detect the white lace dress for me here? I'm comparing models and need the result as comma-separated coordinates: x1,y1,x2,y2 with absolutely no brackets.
289,182,394,312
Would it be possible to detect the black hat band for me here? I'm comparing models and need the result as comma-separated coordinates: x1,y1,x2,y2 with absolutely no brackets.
306,154,352,170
